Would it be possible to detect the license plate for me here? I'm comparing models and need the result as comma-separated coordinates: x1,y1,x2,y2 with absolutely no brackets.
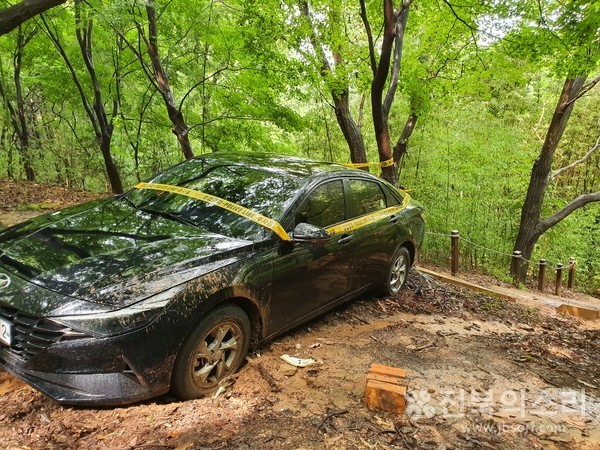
0,316,12,346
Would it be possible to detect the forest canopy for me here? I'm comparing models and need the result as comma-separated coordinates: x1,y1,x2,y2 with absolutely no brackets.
0,0,599,291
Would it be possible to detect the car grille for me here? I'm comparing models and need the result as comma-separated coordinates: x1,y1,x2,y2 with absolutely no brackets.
0,304,86,362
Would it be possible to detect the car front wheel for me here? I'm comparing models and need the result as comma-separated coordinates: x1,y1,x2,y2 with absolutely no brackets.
171,305,251,400
384,246,411,296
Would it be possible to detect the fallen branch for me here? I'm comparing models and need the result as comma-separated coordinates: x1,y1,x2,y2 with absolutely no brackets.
415,341,437,351
317,409,348,431
246,359,282,392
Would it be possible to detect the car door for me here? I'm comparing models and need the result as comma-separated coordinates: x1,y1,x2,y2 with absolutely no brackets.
268,179,355,335
346,178,406,291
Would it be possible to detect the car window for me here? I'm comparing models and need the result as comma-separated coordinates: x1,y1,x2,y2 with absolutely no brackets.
383,186,401,206
295,180,345,228
348,179,387,218
126,161,304,240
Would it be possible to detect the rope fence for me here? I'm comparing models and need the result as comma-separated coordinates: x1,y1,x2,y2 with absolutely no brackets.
423,230,579,297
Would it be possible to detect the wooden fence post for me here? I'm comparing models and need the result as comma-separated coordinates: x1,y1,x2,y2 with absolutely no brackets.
451,230,459,276
567,257,576,289
511,251,522,287
555,263,563,296
537,259,546,292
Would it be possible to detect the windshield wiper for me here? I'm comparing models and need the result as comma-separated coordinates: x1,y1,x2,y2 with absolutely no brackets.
0,254,40,279
117,193,138,209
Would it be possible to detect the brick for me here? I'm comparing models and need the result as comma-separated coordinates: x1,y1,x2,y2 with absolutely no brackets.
364,364,408,414
369,363,407,378
366,372,408,386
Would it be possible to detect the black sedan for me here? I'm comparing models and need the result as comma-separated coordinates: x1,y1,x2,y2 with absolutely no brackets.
0,152,424,405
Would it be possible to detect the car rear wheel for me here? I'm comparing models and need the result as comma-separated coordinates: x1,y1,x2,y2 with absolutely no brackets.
171,305,251,400
383,246,411,296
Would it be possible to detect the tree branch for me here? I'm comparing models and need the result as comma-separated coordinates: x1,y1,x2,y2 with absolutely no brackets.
0,0,66,36
40,13,100,137
178,62,232,111
74,0,110,135
441,0,486,68
383,5,409,120
566,74,600,106
113,27,160,93
359,0,377,76
188,115,274,129
300,0,333,77
549,134,600,182
51,102,89,155
537,192,600,235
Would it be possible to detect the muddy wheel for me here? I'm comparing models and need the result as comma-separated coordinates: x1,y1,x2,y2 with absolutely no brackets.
171,305,250,400
383,246,411,296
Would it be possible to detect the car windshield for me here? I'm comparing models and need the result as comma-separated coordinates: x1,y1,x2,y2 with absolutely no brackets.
124,158,304,240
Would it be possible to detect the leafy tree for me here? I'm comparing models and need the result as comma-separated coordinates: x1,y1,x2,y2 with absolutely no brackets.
41,0,123,193
0,23,37,180
298,0,368,166
292,0,486,185
511,0,600,272
113,0,195,160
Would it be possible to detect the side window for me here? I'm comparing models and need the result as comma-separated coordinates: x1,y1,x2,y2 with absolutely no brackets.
384,186,402,206
349,179,387,218
295,180,345,228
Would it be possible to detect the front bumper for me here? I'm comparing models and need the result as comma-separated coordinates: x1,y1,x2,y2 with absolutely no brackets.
0,361,164,405
0,306,183,405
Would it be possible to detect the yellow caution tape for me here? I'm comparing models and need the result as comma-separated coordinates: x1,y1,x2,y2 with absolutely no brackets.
343,157,394,169
135,182,411,241
344,161,379,168
325,191,412,235
135,182,292,242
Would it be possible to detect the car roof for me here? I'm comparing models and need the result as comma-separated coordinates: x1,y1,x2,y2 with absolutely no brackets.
191,151,356,179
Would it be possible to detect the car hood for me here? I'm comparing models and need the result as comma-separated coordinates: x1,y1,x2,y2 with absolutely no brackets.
0,198,253,309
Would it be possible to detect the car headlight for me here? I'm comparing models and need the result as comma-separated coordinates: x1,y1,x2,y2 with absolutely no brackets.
52,285,185,337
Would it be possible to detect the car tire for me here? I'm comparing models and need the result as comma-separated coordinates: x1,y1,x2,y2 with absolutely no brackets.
171,305,251,400
383,246,411,296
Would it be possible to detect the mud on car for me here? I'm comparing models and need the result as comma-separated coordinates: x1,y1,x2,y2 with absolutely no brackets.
0,152,424,405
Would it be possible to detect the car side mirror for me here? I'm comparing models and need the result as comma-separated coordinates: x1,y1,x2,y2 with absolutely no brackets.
291,222,331,244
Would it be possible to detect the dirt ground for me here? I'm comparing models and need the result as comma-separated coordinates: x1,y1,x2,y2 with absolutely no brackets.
1,275,599,450
0,180,599,449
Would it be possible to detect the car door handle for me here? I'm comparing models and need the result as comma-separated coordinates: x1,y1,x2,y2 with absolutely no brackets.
390,214,399,223
338,234,354,245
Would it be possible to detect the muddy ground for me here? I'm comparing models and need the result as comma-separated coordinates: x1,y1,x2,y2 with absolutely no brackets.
0,181,599,449
1,273,599,450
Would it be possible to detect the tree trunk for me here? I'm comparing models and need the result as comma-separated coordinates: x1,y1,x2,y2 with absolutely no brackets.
60,0,123,194
99,132,123,194
13,27,35,181
370,0,399,185
75,0,123,193
513,76,587,275
0,26,36,181
332,90,367,164
361,0,412,186
393,112,417,179
1,126,13,178
301,1,367,167
145,1,194,160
